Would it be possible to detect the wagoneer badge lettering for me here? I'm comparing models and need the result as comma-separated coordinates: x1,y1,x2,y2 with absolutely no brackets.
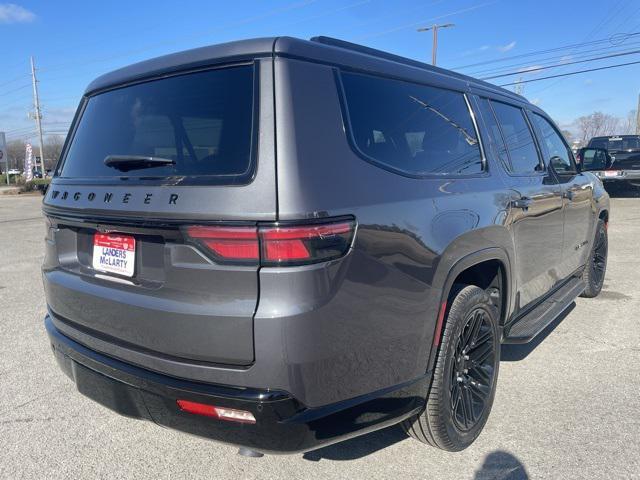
49,190,179,205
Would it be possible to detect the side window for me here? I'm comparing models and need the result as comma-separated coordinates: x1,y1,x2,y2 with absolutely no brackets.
340,71,483,176
475,97,510,169
490,101,542,174
530,113,575,174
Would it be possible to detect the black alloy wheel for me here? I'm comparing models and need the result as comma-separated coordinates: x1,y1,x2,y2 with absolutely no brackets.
450,307,496,432
581,219,608,298
402,284,500,451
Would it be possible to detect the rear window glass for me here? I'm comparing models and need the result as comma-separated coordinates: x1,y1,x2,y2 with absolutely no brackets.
588,136,640,152
59,65,255,184
340,72,483,176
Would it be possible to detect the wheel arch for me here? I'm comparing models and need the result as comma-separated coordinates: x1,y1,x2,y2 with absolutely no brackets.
427,247,512,375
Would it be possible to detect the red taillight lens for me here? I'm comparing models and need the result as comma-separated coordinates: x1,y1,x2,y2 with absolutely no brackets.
184,219,356,266
177,399,256,424
260,220,355,266
185,226,259,262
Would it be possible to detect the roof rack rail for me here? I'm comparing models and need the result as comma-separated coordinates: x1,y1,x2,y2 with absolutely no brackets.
309,36,525,101
310,36,434,72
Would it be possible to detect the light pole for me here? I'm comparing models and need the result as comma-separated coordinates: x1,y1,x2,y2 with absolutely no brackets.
417,23,455,66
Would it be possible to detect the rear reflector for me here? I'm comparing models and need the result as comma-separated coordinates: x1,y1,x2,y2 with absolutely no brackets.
433,301,448,347
184,219,356,266
176,399,256,424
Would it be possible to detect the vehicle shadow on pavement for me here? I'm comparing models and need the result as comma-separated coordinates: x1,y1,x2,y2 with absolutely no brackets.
473,450,529,479
605,186,640,198
500,303,575,362
302,425,408,461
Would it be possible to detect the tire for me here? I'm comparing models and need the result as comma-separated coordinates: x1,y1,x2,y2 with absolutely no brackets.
580,219,608,298
403,285,500,451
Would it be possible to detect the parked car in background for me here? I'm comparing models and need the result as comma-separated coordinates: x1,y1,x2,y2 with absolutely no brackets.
42,36,610,455
579,135,640,189
7,169,22,175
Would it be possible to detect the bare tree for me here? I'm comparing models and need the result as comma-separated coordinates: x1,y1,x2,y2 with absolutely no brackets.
43,135,65,170
622,109,637,135
6,139,26,171
560,129,573,144
575,112,620,144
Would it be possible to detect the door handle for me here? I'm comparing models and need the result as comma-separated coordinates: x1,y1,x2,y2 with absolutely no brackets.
563,190,575,201
511,198,532,211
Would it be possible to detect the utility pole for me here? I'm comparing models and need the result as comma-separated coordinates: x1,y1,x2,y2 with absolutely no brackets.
636,93,640,135
514,77,525,95
0,132,8,185
417,23,455,66
29,56,45,175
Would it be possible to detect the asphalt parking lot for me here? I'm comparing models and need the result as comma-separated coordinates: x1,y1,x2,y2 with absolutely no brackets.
1,193,639,480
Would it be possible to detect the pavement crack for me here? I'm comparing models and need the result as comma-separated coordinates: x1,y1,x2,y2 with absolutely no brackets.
0,388,64,417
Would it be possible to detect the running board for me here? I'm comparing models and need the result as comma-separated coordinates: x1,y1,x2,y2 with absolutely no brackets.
503,277,585,344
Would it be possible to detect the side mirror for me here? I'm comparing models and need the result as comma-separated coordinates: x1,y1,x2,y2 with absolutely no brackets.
576,147,610,172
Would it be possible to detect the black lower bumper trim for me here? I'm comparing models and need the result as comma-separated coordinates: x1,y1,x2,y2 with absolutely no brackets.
45,315,429,453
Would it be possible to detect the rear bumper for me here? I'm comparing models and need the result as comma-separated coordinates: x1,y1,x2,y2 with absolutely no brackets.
593,170,640,184
45,315,427,454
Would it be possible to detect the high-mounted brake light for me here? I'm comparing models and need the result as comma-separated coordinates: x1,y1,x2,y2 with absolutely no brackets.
184,219,356,266
177,399,256,424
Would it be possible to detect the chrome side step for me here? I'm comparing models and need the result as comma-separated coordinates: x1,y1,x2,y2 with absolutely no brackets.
504,277,585,344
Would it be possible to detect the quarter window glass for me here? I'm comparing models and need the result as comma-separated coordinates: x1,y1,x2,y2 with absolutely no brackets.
531,113,574,173
340,72,483,175
491,101,541,174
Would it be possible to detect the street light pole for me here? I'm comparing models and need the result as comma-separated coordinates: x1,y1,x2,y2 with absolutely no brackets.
417,23,455,66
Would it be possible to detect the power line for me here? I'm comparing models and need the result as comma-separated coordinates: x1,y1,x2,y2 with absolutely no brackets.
0,74,29,89
499,59,640,86
482,48,640,80
4,125,38,135
0,84,31,97
356,1,496,41
468,39,640,77
37,0,319,74
453,31,640,70
526,4,637,95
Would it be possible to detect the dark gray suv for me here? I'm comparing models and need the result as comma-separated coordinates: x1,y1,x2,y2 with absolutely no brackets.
43,36,609,454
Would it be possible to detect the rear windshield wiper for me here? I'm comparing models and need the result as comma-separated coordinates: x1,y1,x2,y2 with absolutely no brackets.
104,155,175,172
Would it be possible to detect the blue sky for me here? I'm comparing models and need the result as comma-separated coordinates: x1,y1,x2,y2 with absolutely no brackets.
1,0,639,143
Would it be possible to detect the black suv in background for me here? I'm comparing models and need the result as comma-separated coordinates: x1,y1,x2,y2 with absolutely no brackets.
580,135,640,189
43,36,610,455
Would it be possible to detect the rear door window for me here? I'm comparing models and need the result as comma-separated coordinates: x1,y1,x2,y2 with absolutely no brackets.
476,97,510,170
490,101,542,174
58,64,256,185
340,71,483,176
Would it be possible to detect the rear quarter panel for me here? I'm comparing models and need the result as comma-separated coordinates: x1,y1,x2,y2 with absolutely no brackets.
265,57,514,407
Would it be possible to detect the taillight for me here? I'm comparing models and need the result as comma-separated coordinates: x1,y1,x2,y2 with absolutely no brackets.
185,226,259,263
260,221,355,266
183,219,356,266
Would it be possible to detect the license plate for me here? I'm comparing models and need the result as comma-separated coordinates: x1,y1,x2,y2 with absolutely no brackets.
604,170,620,177
92,233,136,277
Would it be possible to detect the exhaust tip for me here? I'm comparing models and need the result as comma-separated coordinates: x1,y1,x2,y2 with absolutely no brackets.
238,447,264,458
